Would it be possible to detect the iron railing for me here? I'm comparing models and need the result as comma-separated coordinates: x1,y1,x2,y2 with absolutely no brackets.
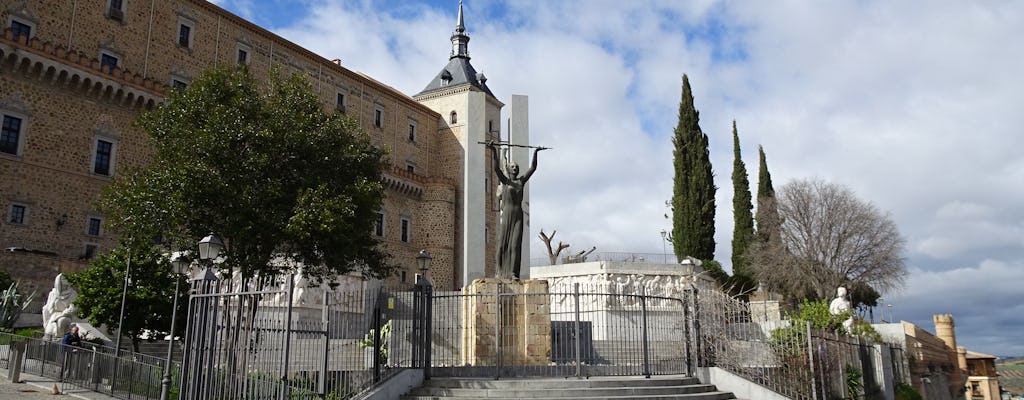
427,282,692,378
0,332,179,399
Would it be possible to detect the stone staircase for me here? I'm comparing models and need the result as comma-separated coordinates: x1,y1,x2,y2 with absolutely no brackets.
401,375,737,399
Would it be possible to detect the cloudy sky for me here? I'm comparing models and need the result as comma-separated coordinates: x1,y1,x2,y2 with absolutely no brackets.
208,0,1023,356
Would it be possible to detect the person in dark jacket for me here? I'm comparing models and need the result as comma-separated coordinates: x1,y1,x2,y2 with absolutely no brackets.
60,325,82,380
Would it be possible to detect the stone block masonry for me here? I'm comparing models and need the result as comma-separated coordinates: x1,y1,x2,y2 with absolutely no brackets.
460,278,551,367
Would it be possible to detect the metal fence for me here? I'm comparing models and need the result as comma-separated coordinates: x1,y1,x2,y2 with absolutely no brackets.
0,332,177,399
428,282,693,378
178,270,410,400
696,287,908,400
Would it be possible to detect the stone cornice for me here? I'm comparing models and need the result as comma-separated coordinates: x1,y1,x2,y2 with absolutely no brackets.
1,29,166,109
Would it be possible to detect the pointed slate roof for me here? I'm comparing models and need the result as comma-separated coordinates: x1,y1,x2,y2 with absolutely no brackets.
416,1,495,98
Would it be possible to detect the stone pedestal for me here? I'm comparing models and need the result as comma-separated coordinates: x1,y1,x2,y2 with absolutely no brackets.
462,278,550,366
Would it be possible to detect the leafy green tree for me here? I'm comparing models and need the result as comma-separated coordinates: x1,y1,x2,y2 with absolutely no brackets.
754,145,780,244
99,66,390,283
671,74,716,262
67,245,186,351
729,121,755,294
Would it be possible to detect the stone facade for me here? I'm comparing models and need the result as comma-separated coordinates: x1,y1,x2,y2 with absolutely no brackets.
1,0,504,310
460,278,550,367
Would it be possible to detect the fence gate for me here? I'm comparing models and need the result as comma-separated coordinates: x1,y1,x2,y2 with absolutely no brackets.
426,283,692,378
179,269,313,400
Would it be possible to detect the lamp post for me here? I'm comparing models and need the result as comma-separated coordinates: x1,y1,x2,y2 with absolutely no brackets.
160,251,190,400
413,250,432,378
113,247,132,358
660,229,667,264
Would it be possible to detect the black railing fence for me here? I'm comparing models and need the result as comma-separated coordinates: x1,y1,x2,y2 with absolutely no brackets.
0,332,178,400
2,271,908,400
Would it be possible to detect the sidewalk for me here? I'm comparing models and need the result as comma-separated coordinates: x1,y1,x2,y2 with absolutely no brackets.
0,370,120,400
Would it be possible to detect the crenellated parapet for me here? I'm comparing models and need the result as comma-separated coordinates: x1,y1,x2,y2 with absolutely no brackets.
1,28,165,109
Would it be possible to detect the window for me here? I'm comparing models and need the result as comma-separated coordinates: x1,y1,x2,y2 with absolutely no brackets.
406,164,415,174
336,93,345,113
450,111,457,124
408,123,416,142
93,139,114,175
177,16,196,49
488,119,494,133
10,20,31,42
80,244,99,260
8,204,27,224
374,108,383,128
237,48,248,64
100,53,119,74
401,270,407,282
178,24,191,47
171,79,187,88
1,115,22,155
87,218,102,236
400,218,410,243
374,212,384,237
107,0,125,21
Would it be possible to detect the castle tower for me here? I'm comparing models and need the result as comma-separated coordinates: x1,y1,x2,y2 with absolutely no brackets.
414,1,505,287
933,314,967,393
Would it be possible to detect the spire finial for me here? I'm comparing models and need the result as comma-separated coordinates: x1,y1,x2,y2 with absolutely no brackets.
456,0,465,33
450,0,470,59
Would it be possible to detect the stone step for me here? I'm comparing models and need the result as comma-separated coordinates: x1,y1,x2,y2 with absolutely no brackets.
401,375,735,399
424,376,702,389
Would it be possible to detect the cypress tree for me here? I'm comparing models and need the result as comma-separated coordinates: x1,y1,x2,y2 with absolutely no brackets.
754,145,780,244
730,121,755,288
671,75,716,261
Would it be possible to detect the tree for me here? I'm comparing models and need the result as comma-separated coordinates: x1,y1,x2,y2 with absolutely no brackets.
99,66,390,283
671,74,716,262
754,145,781,244
756,178,906,301
66,245,186,351
729,121,755,293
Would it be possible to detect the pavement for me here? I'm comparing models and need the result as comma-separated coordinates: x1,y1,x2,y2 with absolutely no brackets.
0,370,120,400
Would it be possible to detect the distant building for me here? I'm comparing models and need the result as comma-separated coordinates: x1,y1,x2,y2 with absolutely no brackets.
874,314,1003,400
1,0,520,309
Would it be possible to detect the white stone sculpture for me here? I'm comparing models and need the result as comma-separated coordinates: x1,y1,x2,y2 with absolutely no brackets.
40,274,111,343
828,286,854,333
42,274,79,338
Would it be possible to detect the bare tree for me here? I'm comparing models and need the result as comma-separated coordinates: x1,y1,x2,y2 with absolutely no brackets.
538,229,570,265
750,179,906,301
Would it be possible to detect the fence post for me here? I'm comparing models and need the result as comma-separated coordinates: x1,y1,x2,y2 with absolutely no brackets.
278,274,295,400
319,292,329,399
640,286,650,378
424,282,433,380
691,286,702,368
494,285,501,380
372,287,383,383
573,283,581,378
806,321,818,400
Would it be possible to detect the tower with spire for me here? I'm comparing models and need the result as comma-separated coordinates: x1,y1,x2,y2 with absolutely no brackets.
415,1,531,286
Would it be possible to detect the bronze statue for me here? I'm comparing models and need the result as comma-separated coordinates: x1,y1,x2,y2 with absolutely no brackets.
486,141,547,279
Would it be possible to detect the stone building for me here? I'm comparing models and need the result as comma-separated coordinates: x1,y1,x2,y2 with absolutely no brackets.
1,0,517,308
875,314,1003,400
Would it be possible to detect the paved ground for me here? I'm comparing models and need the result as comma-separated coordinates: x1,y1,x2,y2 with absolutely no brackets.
0,371,119,399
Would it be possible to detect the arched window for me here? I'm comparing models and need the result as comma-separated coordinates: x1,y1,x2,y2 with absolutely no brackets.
450,111,458,124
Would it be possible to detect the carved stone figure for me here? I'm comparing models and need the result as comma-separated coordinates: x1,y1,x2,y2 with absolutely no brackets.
829,286,854,333
42,274,79,338
487,142,547,279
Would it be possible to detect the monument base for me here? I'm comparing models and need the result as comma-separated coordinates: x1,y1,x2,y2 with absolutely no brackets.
462,279,550,366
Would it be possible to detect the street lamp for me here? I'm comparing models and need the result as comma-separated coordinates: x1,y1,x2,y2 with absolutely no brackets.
416,250,432,273
198,234,224,262
160,251,190,400
660,229,667,263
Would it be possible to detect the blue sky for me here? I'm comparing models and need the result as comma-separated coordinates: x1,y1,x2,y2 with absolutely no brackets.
208,0,1024,356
